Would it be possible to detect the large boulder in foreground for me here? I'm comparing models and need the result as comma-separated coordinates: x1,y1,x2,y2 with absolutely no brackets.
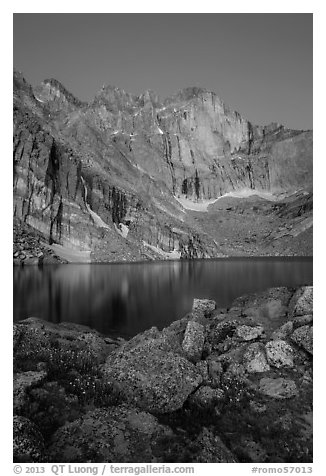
48,405,173,462
48,406,237,463
104,339,202,413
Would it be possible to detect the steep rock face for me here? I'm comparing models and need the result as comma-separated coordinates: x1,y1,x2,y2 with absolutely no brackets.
13,71,313,261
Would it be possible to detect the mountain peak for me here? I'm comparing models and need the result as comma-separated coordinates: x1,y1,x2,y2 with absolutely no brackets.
34,79,86,108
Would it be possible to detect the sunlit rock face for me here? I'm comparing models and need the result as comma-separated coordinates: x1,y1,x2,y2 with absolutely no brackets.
13,71,313,262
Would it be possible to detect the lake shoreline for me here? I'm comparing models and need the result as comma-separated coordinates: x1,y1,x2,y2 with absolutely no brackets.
14,285,313,463
14,258,313,337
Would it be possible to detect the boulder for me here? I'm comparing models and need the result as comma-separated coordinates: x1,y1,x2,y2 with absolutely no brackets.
265,340,294,368
293,287,313,316
192,298,216,321
13,416,45,462
48,405,173,463
258,377,298,399
104,340,202,413
188,385,225,410
230,287,292,322
291,325,313,355
182,320,205,362
209,320,238,348
243,343,270,373
235,325,264,341
14,371,47,412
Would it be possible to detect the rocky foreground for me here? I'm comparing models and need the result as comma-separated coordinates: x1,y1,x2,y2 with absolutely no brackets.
13,286,313,463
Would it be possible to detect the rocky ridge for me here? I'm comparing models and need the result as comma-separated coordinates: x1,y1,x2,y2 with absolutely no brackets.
13,71,313,263
13,285,313,463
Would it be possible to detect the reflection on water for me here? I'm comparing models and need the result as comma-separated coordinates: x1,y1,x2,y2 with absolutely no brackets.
13,258,313,338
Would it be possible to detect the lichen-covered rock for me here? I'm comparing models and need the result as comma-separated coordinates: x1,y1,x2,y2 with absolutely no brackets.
271,321,294,340
76,332,114,362
48,405,173,463
14,370,47,412
265,340,294,368
235,325,264,341
182,320,205,362
188,385,225,409
291,325,313,355
104,340,202,413
243,343,270,373
209,320,238,347
293,287,313,316
192,298,216,321
13,416,45,462
258,377,298,399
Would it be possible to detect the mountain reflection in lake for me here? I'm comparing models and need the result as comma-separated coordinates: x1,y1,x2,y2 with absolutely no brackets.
13,258,312,338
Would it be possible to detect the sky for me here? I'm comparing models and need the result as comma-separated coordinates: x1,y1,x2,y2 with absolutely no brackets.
13,13,312,130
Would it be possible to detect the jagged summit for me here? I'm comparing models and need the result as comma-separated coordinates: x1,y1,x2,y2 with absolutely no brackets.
13,70,313,263
34,78,86,109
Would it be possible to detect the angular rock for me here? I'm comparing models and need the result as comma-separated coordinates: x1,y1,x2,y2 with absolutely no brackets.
291,325,313,355
48,405,173,463
243,343,270,373
104,340,202,413
13,416,45,462
209,320,238,347
182,320,205,362
188,385,225,409
231,287,292,322
235,325,264,341
265,340,294,368
192,298,216,320
259,377,298,399
293,287,313,316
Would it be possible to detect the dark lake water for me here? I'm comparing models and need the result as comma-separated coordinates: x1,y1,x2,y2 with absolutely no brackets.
13,258,312,338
